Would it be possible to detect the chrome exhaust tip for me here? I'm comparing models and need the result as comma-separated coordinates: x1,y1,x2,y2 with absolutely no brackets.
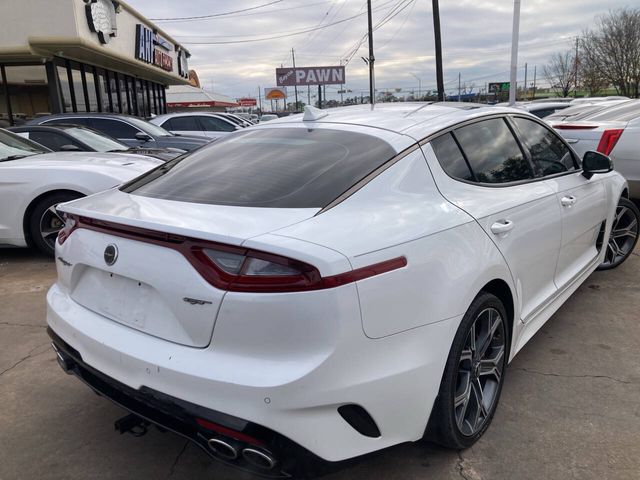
207,438,238,460
242,447,277,470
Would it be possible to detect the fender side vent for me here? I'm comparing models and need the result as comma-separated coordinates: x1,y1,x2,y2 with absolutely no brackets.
337,404,381,438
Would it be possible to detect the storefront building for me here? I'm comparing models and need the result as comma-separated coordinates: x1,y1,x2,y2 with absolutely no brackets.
0,0,190,126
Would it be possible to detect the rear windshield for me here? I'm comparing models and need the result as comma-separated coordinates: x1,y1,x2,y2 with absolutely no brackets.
122,127,397,208
581,100,640,122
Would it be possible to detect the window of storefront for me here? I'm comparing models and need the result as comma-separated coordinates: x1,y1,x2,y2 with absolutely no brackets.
0,64,50,126
51,58,166,118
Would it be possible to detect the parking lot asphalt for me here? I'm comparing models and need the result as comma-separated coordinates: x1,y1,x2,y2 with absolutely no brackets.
1,246,639,480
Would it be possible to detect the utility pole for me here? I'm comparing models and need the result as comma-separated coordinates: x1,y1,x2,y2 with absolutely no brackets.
366,0,375,107
258,86,262,112
432,0,444,101
458,72,461,101
307,85,310,106
532,65,537,99
291,48,299,110
523,62,528,101
573,37,579,98
508,0,521,106
318,85,322,108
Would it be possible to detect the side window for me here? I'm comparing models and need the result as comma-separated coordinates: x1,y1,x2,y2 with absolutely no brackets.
28,131,78,151
161,119,173,130
511,117,577,176
430,133,474,181
198,116,236,132
89,119,140,139
44,118,90,127
167,116,200,131
454,118,533,184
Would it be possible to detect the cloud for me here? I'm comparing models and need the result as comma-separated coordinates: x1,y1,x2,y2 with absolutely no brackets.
126,0,631,100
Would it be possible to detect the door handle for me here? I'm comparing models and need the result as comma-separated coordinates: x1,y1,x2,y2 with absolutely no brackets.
490,220,515,235
561,196,577,207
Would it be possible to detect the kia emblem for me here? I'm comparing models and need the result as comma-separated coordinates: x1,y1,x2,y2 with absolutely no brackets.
104,244,118,266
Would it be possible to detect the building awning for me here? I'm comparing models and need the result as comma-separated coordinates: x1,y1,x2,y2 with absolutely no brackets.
166,85,238,108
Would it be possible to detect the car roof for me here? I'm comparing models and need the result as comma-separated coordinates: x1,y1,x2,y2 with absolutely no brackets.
11,124,84,131
260,102,523,141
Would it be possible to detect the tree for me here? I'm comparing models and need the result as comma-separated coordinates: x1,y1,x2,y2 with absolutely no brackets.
579,40,609,96
582,8,640,98
543,51,576,97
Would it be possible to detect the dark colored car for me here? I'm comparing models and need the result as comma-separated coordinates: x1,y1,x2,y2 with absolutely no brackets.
27,113,211,152
8,125,184,161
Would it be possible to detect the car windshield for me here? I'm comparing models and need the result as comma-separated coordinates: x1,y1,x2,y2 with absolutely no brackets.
0,129,48,161
128,117,174,137
122,127,397,208
65,127,128,152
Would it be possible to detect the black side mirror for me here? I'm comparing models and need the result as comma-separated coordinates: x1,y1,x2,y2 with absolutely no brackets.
582,151,613,179
135,132,152,142
60,144,81,151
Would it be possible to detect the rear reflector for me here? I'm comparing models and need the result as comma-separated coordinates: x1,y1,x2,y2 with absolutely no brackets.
195,418,265,446
552,124,598,130
69,216,407,293
596,129,624,156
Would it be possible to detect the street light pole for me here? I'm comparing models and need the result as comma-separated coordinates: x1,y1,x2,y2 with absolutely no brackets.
432,0,444,101
291,48,298,111
410,73,421,100
508,0,521,106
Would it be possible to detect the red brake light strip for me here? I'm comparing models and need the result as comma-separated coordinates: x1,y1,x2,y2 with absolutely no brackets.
66,216,407,293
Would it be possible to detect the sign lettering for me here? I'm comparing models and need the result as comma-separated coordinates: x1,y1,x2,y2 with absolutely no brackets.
135,24,174,73
276,66,345,86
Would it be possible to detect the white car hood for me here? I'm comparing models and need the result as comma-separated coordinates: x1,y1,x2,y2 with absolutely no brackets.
59,188,320,247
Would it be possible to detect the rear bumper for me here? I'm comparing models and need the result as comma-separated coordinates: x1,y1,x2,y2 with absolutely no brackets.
47,327,314,478
46,282,460,463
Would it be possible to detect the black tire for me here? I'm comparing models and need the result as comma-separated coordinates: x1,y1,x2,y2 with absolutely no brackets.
28,192,82,256
597,197,639,271
428,292,508,449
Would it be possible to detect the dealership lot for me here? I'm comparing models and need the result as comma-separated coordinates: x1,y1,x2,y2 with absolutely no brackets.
1,246,639,480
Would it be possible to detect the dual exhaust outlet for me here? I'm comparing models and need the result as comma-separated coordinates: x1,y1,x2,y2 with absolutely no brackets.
207,438,277,471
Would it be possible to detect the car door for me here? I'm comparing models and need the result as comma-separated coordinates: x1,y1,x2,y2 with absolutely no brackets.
427,117,562,322
162,116,204,138
88,118,153,148
511,116,607,290
196,115,236,139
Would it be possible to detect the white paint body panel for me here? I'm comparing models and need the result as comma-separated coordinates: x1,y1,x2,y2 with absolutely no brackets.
47,104,627,462
0,151,161,247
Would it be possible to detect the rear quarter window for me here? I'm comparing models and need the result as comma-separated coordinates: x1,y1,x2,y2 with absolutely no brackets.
123,128,398,208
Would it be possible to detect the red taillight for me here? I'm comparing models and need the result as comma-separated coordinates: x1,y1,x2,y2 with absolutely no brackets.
597,129,624,156
73,217,407,293
57,214,78,245
552,124,598,130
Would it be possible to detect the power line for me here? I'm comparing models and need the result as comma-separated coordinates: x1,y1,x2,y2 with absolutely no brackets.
150,0,284,22
178,0,399,45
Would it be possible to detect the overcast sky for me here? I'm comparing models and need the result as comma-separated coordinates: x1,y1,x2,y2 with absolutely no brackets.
126,0,632,101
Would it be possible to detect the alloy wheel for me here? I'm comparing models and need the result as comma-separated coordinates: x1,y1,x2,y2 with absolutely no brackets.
454,307,505,437
39,205,65,252
601,204,638,268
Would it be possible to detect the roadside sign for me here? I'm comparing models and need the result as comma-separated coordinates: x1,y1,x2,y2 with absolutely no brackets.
489,82,510,93
264,87,287,100
238,97,257,107
276,66,345,86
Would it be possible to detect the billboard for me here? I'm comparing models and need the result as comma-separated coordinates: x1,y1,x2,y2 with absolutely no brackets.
276,66,345,87
264,87,287,100
489,82,510,93
238,97,257,107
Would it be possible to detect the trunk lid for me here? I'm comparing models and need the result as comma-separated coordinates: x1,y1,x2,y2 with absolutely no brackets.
57,189,319,347
552,120,627,158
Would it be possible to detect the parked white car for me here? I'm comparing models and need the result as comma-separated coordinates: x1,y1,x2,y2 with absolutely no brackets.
0,128,162,255
47,104,636,477
552,100,640,198
150,112,241,140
